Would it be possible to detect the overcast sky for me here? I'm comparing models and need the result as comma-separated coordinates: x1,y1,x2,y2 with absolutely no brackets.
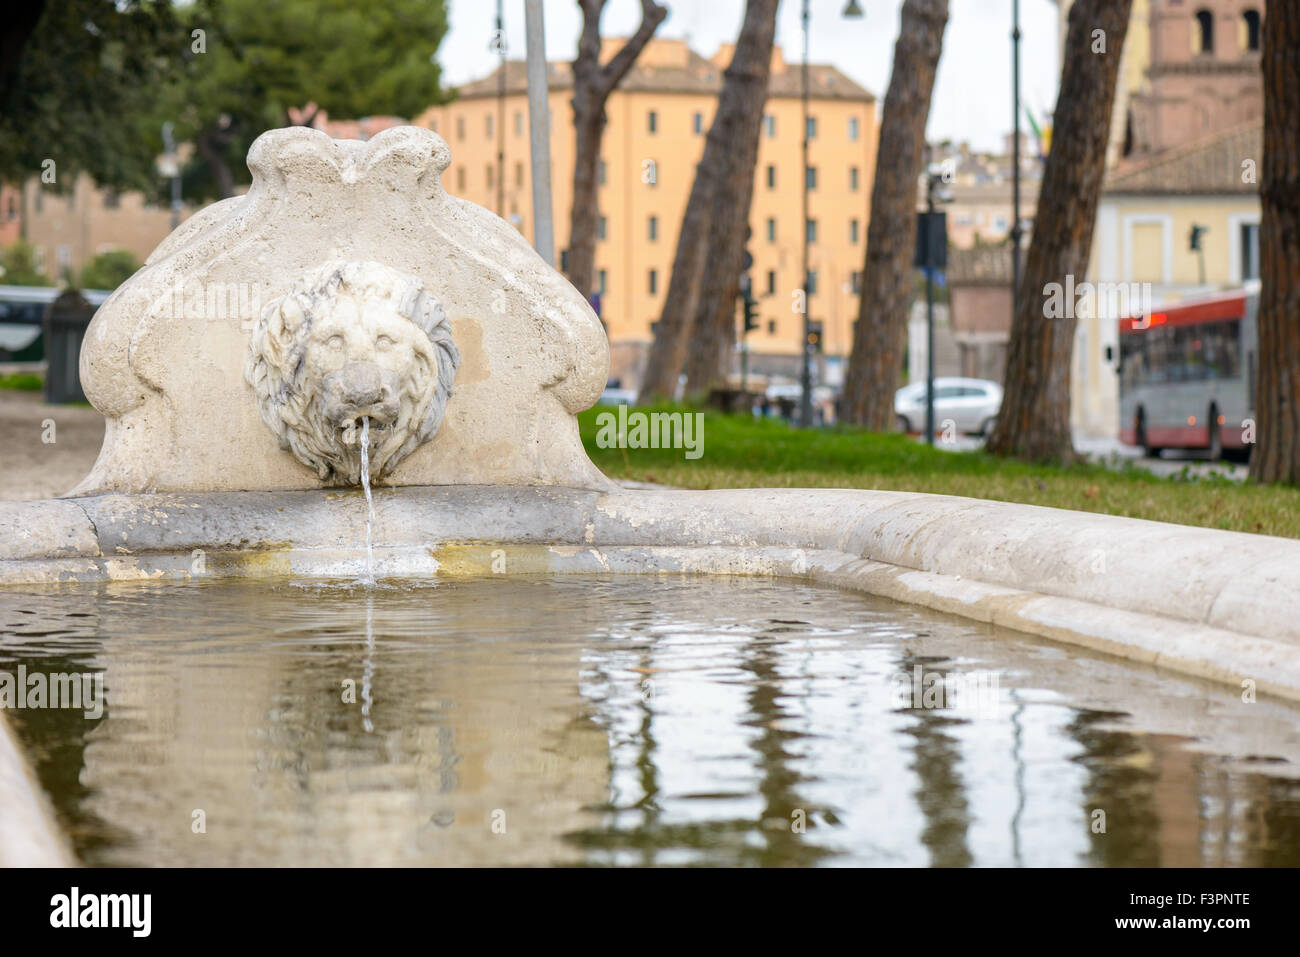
438,0,1063,154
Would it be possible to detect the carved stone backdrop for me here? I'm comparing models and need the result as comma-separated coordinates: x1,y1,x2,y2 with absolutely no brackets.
75,126,610,493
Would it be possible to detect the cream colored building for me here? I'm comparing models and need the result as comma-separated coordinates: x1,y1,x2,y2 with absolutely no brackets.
416,38,877,386
1072,0,1265,439
20,174,194,282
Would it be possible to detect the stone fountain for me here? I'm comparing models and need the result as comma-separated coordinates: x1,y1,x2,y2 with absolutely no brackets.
2,124,1300,705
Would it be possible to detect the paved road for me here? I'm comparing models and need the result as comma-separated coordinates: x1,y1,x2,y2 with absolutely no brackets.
0,390,103,500
921,430,1249,481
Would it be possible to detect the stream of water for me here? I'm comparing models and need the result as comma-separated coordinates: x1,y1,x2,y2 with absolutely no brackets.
359,417,375,586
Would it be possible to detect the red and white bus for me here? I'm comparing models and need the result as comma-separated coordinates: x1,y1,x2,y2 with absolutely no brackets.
1117,289,1256,459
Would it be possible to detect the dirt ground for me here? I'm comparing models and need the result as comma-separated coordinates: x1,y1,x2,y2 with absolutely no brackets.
0,390,104,500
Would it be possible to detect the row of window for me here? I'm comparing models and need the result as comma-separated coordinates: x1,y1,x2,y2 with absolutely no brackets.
449,110,863,142
1192,8,1262,55
451,159,863,195
588,265,860,301
591,213,860,245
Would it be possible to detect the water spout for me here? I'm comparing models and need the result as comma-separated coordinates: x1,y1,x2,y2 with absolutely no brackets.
360,417,375,586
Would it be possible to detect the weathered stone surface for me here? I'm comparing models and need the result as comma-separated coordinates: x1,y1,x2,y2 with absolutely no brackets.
75,126,611,493
0,499,99,561
0,712,77,866
4,486,1300,701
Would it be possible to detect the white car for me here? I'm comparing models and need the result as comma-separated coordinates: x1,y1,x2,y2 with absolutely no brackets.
894,377,1002,436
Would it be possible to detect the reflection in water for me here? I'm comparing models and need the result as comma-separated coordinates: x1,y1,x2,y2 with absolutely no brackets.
2,576,1300,867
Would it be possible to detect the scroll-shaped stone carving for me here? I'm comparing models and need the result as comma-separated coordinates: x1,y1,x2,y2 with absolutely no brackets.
73,125,610,493
246,261,460,485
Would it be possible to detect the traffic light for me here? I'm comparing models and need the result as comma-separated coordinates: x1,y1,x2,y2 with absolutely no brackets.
806,320,823,353
1189,224,1207,252
743,289,760,335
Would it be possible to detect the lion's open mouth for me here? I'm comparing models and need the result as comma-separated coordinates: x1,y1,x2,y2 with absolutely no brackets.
337,416,396,447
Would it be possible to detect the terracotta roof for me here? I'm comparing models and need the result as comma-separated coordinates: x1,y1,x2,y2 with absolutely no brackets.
452,54,874,103
1104,122,1262,195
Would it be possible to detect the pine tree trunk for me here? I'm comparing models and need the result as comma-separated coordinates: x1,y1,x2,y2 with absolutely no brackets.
565,0,666,301
683,0,779,395
840,0,948,430
1250,0,1300,484
639,166,713,399
640,0,779,401
985,0,1131,463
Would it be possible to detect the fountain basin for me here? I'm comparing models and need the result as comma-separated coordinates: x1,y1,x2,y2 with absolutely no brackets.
3,485,1300,702
4,574,1300,867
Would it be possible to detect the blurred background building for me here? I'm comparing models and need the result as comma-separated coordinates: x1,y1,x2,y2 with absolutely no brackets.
416,37,877,390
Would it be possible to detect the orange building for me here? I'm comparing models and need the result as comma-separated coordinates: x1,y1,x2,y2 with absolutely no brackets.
416,38,877,387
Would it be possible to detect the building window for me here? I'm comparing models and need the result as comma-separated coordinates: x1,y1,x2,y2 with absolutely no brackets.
456,166,466,191
766,217,776,242
805,115,817,140
456,116,465,140
486,164,494,188
515,111,524,135
1195,9,1214,54
806,219,818,244
766,164,776,189
103,190,121,210
692,112,703,134
764,114,775,138
767,319,776,335
848,116,859,141
1243,10,1261,52
805,166,817,190
648,268,658,295
851,271,862,294
766,269,776,295
56,245,71,271
516,162,524,187
486,113,494,137
647,110,657,133
598,269,607,294
648,215,658,241
849,166,860,191
598,215,607,240
643,159,657,186
849,219,859,243
806,270,818,295
1241,222,1261,281
598,159,607,186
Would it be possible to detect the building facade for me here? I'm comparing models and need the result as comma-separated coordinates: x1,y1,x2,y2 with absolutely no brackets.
1074,0,1264,440
20,174,194,283
416,39,877,389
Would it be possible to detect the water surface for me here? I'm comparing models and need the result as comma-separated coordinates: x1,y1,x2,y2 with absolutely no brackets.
2,576,1299,866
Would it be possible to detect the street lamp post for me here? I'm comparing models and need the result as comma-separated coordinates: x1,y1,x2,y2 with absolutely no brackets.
800,0,812,427
1011,0,1022,320
161,122,181,231
495,0,506,218
800,0,864,428
523,0,554,267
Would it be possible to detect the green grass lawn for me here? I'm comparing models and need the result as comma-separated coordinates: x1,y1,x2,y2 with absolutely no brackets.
0,372,43,391
578,404,1300,539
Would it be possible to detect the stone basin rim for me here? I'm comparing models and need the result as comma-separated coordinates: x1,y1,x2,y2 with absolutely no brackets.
2,485,1299,702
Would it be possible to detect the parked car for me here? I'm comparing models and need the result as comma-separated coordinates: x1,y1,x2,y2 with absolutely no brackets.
894,377,1002,436
599,385,638,406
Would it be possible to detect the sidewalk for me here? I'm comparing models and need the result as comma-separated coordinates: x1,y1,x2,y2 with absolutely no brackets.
0,390,103,500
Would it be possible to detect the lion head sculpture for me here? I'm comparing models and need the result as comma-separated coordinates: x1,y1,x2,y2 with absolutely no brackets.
245,260,460,485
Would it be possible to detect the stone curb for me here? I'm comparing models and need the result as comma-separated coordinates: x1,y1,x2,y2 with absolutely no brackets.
1,486,1298,701
0,710,78,867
